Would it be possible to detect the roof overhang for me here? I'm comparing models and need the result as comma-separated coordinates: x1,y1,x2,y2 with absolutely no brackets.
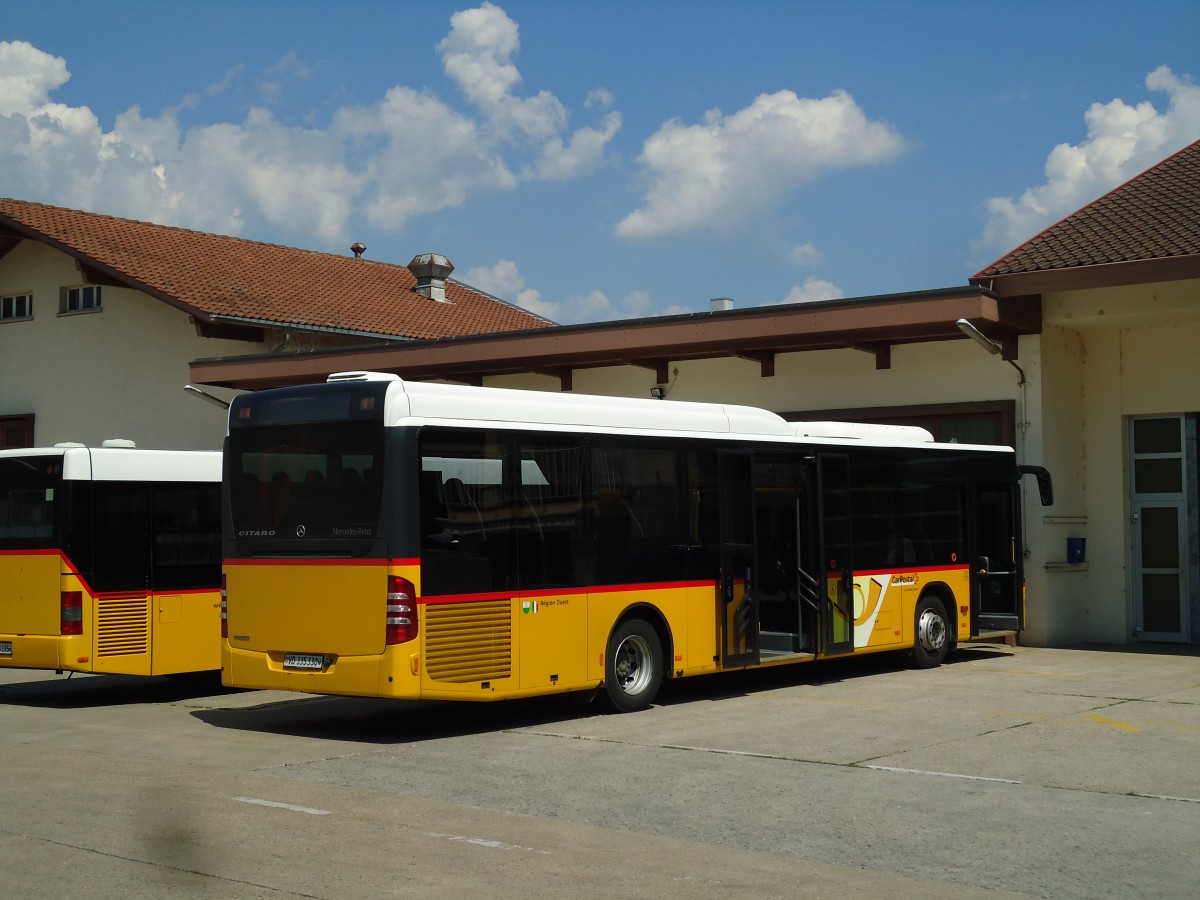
971,254,1200,297
190,286,1041,391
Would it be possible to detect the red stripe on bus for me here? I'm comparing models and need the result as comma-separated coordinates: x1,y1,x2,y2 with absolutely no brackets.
223,557,410,567
417,579,716,605
854,564,971,577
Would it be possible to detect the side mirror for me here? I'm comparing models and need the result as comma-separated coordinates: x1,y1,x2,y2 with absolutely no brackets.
1019,464,1054,507
977,556,991,575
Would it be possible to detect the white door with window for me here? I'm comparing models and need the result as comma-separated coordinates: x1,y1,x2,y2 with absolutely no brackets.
1129,416,1194,642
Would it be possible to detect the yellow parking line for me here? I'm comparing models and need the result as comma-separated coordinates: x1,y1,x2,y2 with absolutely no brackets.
1083,714,1140,733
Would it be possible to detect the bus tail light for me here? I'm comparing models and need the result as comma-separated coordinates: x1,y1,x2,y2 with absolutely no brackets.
220,574,228,639
386,576,417,645
60,591,83,636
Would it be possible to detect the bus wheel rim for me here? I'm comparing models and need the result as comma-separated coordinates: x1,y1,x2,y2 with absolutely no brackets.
615,634,652,695
917,608,946,653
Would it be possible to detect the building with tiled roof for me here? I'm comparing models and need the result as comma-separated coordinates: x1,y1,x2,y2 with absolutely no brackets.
973,138,1200,291
0,199,552,449
970,137,1200,648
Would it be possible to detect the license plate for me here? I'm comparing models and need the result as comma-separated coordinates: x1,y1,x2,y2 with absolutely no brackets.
0,641,11,656
283,653,326,671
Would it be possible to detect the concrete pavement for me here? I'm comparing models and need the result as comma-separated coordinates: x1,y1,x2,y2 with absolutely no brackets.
2,643,1198,898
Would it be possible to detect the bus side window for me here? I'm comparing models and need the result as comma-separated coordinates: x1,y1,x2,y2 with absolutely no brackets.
418,432,504,595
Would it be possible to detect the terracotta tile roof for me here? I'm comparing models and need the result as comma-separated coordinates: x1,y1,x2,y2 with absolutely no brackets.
0,199,555,338
974,138,1200,279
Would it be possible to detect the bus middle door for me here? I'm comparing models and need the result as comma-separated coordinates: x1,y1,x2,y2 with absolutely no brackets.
818,454,855,657
718,451,757,668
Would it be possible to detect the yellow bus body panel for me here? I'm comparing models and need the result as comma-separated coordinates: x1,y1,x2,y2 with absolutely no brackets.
850,568,970,653
222,560,415,698
0,552,62,635
0,552,220,675
224,561,388,657
148,590,222,674
221,564,974,702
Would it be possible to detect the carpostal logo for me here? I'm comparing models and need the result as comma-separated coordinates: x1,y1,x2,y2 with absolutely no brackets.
890,574,918,586
521,600,540,615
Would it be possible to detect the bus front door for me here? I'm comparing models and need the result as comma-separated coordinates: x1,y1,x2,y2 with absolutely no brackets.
973,484,1023,634
719,451,757,667
818,454,855,657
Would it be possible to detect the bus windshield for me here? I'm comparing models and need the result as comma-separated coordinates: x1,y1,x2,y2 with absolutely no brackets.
227,419,385,546
0,455,62,549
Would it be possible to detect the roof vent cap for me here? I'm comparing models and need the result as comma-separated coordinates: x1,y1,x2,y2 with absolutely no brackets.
100,439,137,449
408,253,454,303
327,371,401,383
351,242,366,259
711,297,734,312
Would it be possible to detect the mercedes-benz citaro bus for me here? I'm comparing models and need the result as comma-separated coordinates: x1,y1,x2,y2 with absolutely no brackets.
0,442,222,677
221,372,1051,712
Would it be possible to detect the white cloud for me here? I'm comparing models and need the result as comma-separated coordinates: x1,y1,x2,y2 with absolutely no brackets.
461,258,560,320
462,259,688,325
616,88,906,240
777,276,845,305
0,40,69,115
533,110,622,181
974,66,1200,259
0,7,620,242
787,242,821,266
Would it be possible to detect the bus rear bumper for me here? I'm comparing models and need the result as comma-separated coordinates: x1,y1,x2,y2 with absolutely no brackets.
222,642,421,699
0,633,88,672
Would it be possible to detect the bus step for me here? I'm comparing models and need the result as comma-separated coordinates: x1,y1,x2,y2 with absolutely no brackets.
969,630,1019,647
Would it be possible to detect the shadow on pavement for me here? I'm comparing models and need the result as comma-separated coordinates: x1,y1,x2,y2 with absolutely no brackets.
190,690,599,744
0,669,238,708
188,644,1019,745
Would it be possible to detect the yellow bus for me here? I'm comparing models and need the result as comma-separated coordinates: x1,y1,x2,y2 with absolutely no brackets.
221,372,1051,711
0,443,222,677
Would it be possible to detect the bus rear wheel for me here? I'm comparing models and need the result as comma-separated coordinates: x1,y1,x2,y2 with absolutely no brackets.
911,595,949,668
603,618,663,712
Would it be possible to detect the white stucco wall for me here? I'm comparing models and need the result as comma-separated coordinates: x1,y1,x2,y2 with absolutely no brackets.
1037,278,1200,646
0,241,247,449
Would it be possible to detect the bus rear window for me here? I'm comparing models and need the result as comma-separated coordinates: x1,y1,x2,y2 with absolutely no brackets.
0,456,62,549
228,420,384,544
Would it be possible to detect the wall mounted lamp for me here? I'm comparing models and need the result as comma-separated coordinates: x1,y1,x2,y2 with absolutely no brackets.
184,384,231,409
955,318,1002,355
650,386,666,400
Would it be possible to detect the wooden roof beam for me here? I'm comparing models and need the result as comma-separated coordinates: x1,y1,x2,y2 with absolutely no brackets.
849,343,892,370
735,351,776,377
535,368,574,392
627,358,671,384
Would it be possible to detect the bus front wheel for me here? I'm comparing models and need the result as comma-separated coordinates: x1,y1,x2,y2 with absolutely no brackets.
911,595,949,668
603,619,663,712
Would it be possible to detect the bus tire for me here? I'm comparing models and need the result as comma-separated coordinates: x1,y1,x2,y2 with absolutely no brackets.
603,618,663,712
911,595,949,668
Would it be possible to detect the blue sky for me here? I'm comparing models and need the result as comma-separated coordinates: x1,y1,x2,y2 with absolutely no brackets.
3,1,1199,324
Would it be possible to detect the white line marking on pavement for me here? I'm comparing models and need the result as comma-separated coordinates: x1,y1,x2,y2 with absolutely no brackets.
1131,792,1200,804
865,765,1021,784
426,832,549,854
233,796,332,815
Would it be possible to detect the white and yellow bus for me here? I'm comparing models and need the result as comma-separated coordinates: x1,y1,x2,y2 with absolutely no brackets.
221,372,1051,711
0,443,222,677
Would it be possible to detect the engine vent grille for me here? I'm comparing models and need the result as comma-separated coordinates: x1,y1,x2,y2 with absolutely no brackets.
97,596,150,657
425,599,511,683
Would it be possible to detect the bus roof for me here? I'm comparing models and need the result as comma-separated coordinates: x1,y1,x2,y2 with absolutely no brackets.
0,446,221,482
326,372,1005,453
